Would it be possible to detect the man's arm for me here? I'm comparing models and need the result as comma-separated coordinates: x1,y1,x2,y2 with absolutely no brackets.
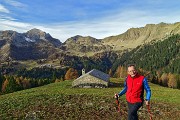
118,78,127,97
143,77,151,103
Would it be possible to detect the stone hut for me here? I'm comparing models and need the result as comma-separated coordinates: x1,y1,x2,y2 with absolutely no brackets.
72,69,110,88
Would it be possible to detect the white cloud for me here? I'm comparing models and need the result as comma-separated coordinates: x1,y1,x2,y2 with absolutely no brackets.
0,19,31,32
0,14,17,21
0,8,180,43
3,0,26,8
0,4,10,13
43,9,180,42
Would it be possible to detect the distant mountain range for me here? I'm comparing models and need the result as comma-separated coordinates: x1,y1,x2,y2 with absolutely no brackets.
1,22,180,63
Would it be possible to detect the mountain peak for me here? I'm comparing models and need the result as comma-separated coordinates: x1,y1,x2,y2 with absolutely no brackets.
25,28,62,47
69,35,83,41
27,28,44,34
102,22,180,50
25,28,58,43
65,35,99,43
0,30,17,38
26,28,46,39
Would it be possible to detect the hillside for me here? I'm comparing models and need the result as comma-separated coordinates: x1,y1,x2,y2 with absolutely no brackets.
1,22,180,62
102,22,180,51
61,22,180,56
112,34,180,74
0,79,179,120
61,35,112,56
0,22,179,71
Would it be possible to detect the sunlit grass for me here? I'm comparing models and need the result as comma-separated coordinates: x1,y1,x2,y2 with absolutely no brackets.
0,78,179,119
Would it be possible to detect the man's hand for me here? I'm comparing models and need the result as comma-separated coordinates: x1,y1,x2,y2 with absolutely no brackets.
114,94,119,99
145,100,150,105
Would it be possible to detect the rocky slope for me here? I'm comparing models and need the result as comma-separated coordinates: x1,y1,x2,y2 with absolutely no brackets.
62,22,180,55
102,22,180,50
1,22,180,63
61,35,112,56
0,29,62,61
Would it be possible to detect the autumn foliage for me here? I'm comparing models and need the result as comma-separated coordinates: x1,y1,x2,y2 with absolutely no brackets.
65,68,79,80
155,73,180,89
115,66,127,78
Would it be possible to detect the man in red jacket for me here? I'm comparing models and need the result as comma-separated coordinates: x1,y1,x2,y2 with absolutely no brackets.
115,64,151,120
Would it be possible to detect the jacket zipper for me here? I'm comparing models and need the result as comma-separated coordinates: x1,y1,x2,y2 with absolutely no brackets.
130,78,134,102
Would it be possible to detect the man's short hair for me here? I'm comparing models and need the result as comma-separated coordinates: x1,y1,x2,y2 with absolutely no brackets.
127,64,136,68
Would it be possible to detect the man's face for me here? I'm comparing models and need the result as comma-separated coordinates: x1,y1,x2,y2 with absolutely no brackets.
127,66,137,78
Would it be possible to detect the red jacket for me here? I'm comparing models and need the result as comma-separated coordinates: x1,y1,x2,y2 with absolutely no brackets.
126,74,144,103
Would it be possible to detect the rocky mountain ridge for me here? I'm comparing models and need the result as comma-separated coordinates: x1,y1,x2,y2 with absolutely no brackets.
62,22,180,55
61,35,112,56
1,22,180,62
0,29,62,61
102,22,180,50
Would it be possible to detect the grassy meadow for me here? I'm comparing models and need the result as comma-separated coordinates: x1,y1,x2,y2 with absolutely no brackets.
0,78,179,120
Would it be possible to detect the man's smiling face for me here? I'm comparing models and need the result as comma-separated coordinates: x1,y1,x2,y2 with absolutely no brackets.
127,65,137,78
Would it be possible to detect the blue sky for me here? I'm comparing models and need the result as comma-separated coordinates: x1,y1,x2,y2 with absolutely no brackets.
0,0,180,42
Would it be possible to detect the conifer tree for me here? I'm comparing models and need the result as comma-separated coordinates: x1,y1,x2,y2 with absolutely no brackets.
52,71,56,82
108,69,113,77
0,74,5,92
2,76,21,93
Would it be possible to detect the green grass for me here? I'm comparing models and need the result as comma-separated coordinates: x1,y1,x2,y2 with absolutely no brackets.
150,83,180,105
0,78,179,120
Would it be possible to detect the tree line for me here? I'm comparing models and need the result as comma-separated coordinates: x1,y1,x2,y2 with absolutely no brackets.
0,67,80,94
112,34,180,89
0,34,179,94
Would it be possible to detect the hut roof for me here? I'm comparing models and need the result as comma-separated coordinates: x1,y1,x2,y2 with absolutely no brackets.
77,69,109,82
